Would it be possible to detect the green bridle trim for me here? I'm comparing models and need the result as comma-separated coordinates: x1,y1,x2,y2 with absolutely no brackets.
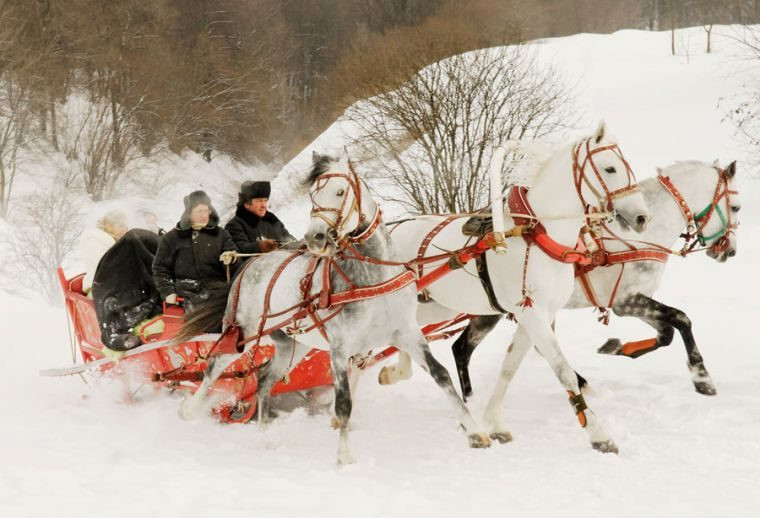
694,203,728,245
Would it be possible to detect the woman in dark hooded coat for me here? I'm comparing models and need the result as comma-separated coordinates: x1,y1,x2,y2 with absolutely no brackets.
152,190,237,312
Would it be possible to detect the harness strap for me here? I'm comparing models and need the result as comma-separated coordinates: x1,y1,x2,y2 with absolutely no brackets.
658,175,695,231
507,186,591,265
417,217,458,278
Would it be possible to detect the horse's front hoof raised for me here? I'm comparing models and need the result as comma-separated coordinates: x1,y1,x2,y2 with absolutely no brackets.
489,431,513,444
694,381,717,396
592,440,619,454
468,433,492,449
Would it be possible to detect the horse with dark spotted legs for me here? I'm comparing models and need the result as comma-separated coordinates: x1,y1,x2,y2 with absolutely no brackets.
177,151,490,465
389,123,650,453
446,160,740,399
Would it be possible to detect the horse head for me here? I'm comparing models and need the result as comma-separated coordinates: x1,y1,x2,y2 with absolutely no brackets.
304,150,379,256
574,121,649,233
704,160,740,262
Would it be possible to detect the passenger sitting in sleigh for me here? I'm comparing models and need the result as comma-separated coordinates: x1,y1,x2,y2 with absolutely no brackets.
152,190,238,314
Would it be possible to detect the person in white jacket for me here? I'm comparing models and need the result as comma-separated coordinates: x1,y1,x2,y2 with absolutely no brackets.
79,210,129,294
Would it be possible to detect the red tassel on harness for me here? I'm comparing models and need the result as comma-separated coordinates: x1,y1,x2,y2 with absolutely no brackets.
518,296,533,308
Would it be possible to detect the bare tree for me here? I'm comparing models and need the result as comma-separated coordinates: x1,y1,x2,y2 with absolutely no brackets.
0,73,34,218
346,46,577,214
3,169,83,304
725,25,760,175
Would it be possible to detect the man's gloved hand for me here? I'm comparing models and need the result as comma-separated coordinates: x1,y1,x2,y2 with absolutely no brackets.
259,239,278,253
219,250,237,265
165,293,178,305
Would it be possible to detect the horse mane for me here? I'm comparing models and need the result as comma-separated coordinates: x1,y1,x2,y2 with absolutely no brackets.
304,154,334,186
658,160,711,177
673,160,711,169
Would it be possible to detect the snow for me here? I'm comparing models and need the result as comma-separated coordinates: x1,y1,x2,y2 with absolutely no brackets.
1,26,760,517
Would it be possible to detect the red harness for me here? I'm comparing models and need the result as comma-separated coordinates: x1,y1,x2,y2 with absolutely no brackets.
574,166,738,317
507,186,591,265
213,164,416,355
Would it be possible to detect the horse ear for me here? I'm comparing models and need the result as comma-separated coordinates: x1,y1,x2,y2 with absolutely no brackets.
594,120,606,144
712,158,720,166
725,160,737,178
312,150,319,163
340,146,350,162
656,167,664,176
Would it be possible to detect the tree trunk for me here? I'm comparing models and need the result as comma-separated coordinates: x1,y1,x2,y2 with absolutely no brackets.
670,0,676,55
50,93,59,151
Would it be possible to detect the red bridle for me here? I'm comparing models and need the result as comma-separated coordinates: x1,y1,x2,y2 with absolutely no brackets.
309,161,382,249
573,138,640,214
658,165,738,256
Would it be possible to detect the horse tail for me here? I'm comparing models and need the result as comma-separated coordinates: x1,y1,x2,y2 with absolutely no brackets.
173,282,231,344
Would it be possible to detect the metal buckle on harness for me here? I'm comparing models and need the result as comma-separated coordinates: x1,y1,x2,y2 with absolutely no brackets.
285,322,305,337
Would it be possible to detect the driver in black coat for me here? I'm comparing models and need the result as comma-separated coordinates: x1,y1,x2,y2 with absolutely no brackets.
225,181,296,254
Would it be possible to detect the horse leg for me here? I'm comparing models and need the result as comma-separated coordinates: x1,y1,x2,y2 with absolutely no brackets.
331,355,363,430
451,314,501,401
256,330,312,426
600,293,716,395
533,320,590,394
521,310,618,453
329,344,354,466
378,351,412,385
397,329,490,449
482,323,532,443
179,352,241,420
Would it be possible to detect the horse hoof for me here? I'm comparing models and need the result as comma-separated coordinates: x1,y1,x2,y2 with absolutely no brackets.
378,366,394,385
694,381,717,396
337,452,355,466
468,433,492,449
330,416,340,429
598,338,623,355
489,431,513,444
178,401,195,421
592,440,619,454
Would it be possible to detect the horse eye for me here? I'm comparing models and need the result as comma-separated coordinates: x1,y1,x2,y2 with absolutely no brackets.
731,206,740,213
604,166,616,174
336,189,345,197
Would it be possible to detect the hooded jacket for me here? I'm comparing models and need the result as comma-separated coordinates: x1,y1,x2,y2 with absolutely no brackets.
93,229,162,350
152,192,237,299
225,204,295,254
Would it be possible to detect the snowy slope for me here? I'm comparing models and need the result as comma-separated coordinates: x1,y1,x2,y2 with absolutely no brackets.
1,26,759,518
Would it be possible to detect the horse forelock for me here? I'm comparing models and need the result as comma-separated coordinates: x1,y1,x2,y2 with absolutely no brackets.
305,154,334,186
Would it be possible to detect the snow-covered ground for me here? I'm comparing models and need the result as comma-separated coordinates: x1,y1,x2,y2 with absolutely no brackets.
2,26,759,517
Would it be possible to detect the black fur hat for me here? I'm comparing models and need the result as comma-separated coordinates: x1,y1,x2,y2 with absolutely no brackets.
183,190,212,211
238,181,271,204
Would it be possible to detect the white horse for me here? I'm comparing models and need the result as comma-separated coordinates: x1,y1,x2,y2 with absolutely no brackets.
387,122,650,453
177,152,490,465
448,160,740,398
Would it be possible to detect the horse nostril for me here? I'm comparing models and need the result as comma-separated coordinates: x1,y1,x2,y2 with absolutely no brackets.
636,215,647,227
314,232,326,242
728,250,736,257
